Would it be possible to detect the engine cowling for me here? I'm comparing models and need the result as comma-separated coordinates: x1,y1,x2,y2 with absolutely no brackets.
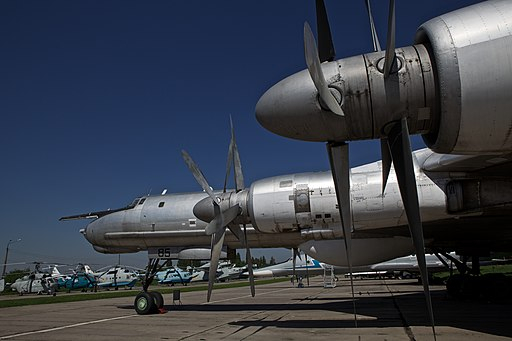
417,0,512,154
247,172,343,238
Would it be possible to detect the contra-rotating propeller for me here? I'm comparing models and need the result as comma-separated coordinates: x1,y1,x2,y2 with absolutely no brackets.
182,118,255,302
304,0,435,335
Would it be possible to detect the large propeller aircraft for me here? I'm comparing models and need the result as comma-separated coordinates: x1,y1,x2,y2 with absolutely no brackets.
61,122,423,313
60,1,512,323
255,0,512,336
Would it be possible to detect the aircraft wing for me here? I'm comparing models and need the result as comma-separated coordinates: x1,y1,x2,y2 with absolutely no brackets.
420,150,512,176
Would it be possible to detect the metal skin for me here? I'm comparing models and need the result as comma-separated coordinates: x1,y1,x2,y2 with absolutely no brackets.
68,148,512,267
255,0,512,155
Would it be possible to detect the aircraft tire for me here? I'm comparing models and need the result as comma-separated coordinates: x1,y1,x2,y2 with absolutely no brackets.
150,291,164,309
134,292,156,315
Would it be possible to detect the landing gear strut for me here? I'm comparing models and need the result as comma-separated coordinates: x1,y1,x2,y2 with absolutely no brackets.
134,258,167,315
438,252,512,300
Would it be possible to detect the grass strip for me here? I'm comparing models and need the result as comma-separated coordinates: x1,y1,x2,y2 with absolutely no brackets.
0,277,289,309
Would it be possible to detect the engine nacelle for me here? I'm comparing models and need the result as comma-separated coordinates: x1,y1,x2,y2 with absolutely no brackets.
300,237,414,267
248,172,343,237
93,245,138,254
417,0,512,154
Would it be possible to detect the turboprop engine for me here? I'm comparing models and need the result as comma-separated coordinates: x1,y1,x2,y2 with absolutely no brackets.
256,0,512,155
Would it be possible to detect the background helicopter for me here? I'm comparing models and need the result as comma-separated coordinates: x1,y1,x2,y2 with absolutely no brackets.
8,262,62,296
155,266,196,286
56,263,97,292
94,265,141,290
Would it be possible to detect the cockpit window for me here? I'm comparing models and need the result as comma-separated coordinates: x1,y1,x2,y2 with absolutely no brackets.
128,197,141,208
138,198,146,205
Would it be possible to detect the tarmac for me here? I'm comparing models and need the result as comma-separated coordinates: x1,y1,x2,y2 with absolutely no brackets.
0,276,511,340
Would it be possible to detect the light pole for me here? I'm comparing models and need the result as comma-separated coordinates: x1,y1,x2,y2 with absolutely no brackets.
2,238,21,278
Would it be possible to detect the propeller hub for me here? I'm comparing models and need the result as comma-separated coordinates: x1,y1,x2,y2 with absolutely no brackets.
193,197,216,223
193,190,250,224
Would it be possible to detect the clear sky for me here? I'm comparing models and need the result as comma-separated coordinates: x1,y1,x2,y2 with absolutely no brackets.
1,0,481,270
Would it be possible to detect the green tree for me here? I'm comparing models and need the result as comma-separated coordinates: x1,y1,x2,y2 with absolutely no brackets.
2,268,30,292
234,252,245,267
177,259,202,268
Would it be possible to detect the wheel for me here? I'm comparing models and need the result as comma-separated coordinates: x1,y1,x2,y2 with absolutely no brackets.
134,292,156,315
481,273,508,301
150,291,164,309
446,274,463,298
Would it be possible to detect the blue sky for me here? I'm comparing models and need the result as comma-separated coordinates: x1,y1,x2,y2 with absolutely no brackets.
1,0,481,270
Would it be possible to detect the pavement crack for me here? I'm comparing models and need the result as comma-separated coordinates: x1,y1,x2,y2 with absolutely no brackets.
384,281,416,341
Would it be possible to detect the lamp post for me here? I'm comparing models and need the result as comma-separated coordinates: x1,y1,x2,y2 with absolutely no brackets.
2,238,21,278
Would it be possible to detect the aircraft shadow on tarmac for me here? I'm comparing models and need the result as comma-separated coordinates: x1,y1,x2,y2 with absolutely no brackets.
116,290,512,338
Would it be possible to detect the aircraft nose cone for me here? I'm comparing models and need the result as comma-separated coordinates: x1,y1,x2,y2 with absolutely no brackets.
193,197,215,223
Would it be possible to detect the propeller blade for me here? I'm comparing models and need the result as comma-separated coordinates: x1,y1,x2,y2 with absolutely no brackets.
327,141,357,326
315,0,336,62
205,204,241,236
292,248,297,286
380,137,392,194
383,0,396,78
243,225,255,297
223,136,234,193
182,150,218,203
304,22,344,116
223,117,245,192
207,228,226,302
227,222,242,240
365,0,382,52
386,117,436,337
230,117,245,192
305,253,310,286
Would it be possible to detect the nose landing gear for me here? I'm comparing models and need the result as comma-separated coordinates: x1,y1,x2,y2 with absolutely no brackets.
134,258,167,315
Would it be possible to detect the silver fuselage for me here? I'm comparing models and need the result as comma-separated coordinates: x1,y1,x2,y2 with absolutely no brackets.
77,149,511,266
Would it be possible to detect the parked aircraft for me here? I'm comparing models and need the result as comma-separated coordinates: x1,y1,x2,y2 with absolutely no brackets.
249,252,456,279
255,0,512,333
95,265,139,289
249,253,323,279
156,267,195,286
9,263,61,296
62,138,512,313
61,121,419,312
56,264,97,292
216,261,250,282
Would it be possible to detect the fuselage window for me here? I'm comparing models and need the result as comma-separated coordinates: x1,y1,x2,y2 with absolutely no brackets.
280,180,293,188
158,202,165,208
189,219,196,227
325,213,331,218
